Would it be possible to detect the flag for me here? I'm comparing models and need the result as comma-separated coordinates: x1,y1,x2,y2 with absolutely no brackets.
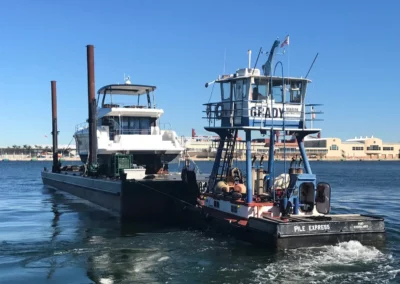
280,35,289,48
44,134,48,138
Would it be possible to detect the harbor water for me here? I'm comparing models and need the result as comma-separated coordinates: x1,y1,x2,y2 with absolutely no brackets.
0,161,399,283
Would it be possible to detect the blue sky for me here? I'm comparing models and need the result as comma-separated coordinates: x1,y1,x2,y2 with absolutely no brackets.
1,0,399,146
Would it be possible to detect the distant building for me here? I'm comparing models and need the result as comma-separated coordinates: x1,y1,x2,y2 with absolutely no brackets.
0,144,77,159
182,134,400,160
305,136,400,160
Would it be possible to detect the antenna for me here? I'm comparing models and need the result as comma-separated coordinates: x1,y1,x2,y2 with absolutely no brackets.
305,53,319,78
251,47,263,75
124,74,131,84
248,49,252,69
223,48,227,74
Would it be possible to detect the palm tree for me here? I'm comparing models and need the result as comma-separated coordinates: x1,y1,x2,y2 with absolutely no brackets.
23,145,28,155
26,145,32,157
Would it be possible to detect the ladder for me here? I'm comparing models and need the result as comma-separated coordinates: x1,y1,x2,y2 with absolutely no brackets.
208,129,238,192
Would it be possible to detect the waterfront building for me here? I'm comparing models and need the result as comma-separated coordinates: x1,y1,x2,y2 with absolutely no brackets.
182,132,400,160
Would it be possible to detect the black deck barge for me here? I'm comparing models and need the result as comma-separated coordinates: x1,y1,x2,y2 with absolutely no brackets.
42,170,208,222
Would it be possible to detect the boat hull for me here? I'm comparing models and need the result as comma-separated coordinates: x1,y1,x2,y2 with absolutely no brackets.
41,170,200,221
182,205,386,250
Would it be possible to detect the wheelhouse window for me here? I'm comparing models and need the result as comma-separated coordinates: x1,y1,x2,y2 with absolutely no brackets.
290,81,302,103
271,83,284,103
251,78,268,101
221,82,231,101
235,79,248,101
250,78,299,103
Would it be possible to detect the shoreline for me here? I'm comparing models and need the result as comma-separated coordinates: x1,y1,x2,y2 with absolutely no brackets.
2,157,399,162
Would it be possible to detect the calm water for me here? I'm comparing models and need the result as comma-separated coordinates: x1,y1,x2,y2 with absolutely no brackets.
0,161,399,283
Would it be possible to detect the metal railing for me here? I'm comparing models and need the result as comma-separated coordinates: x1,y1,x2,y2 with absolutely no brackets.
160,122,172,130
75,122,88,133
203,99,323,129
101,103,150,109
110,129,151,136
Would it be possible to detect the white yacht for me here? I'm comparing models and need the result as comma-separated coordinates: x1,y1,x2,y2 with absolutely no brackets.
74,78,184,174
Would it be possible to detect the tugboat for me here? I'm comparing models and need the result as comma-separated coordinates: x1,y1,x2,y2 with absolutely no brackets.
190,38,385,249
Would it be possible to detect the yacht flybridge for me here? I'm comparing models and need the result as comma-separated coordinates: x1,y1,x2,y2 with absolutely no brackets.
74,78,183,174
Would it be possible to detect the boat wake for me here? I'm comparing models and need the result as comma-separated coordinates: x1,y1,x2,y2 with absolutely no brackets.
252,240,398,283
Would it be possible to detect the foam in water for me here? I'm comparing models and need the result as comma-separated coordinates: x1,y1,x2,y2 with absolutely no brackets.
158,256,170,262
252,241,397,283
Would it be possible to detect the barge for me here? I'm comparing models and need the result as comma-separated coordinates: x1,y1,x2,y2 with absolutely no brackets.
41,45,207,221
185,37,385,249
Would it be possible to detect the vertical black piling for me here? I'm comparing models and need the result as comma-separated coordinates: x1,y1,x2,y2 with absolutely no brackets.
51,80,60,173
87,45,98,172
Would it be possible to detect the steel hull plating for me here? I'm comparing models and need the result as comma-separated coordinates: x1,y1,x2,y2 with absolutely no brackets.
41,171,198,221
183,206,386,250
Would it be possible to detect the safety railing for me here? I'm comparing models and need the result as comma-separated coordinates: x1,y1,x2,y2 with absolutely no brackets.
101,102,150,109
203,99,322,129
75,122,88,133
110,129,151,136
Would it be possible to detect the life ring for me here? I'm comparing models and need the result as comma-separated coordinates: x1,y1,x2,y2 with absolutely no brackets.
215,103,222,119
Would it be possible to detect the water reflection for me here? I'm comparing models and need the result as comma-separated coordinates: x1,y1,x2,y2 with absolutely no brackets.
42,186,192,283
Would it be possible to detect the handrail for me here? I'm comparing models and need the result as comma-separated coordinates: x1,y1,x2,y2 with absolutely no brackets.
202,99,323,129
160,122,172,130
100,102,153,109
110,129,151,135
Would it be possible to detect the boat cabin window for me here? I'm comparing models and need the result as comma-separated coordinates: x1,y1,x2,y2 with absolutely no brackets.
102,116,154,136
290,81,302,103
249,78,306,104
271,83,284,103
122,117,152,134
101,91,154,108
221,82,231,101
234,79,248,101
251,78,268,101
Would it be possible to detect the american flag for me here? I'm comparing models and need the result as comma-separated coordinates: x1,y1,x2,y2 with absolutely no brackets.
280,35,290,48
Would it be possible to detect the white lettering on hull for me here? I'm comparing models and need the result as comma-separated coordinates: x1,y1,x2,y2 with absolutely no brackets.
294,224,331,233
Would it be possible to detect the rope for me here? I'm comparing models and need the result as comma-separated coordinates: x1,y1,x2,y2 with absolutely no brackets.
207,81,215,103
134,179,196,207
61,136,74,155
